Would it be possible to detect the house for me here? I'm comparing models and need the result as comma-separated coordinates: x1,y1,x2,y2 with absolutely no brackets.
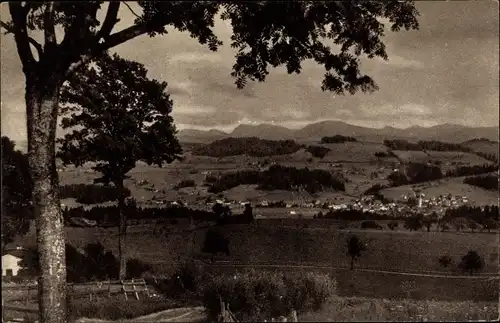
2,249,25,277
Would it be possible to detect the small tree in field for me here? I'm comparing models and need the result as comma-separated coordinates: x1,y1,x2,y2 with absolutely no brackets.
387,220,399,231
202,230,230,263
458,251,484,275
347,235,366,270
438,255,453,268
57,53,182,279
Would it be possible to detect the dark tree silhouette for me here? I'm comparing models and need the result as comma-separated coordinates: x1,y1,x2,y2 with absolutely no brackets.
57,53,182,279
1,136,32,252
1,2,419,320
387,221,399,231
422,213,438,232
243,203,254,223
347,235,366,270
404,215,423,231
458,251,484,275
202,230,230,263
438,255,453,268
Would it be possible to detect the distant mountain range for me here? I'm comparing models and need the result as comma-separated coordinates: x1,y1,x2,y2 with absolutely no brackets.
9,121,498,152
178,121,499,144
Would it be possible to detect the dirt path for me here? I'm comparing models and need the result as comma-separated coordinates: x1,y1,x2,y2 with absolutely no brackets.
75,306,206,323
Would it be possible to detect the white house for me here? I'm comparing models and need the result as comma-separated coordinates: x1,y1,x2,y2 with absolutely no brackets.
2,252,23,277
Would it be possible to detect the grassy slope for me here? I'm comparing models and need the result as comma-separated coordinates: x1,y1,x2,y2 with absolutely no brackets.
380,175,498,206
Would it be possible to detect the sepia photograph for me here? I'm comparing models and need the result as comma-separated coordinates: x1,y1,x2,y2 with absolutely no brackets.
1,1,499,322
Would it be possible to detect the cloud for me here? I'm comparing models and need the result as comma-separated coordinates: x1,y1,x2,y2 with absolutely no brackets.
169,52,223,64
1,2,498,142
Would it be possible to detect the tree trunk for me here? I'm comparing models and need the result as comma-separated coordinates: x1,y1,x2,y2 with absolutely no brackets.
116,180,128,280
350,257,354,270
26,80,67,323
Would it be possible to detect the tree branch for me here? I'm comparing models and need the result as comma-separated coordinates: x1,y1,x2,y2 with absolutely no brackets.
43,2,57,50
97,2,121,42
1,20,43,60
122,2,141,19
7,3,36,68
99,23,147,50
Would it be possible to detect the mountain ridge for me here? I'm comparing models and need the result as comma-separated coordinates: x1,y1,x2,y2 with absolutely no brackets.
178,120,499,144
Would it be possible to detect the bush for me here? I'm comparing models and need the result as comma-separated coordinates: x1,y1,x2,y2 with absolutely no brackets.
458,251,484,275
320,135,357,144
202,229,230,262
360,220,383,230
126,258,153,279
203,270,336,321
387,221,399,231
174,179,196,190
152,261,207,298
306,145,331,158
438,255,453,268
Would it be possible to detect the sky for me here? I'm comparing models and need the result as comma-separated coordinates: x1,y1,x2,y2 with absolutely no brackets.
1,1,499,142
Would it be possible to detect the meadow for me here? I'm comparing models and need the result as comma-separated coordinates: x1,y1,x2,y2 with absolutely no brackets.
15,219,498,303
380,175,499,205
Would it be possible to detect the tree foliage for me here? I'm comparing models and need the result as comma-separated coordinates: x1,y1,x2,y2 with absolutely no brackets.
193,137,302,157
438,255,453,268
1,136,32,250
347,235,366,270
208,165,345,193
320,135,357,144
306,145,331,158
458,251,484,275
463,174,499,191
202,229,230,262
57,53,182,182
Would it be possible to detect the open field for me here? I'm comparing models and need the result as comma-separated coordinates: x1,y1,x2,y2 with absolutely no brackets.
391,150,492,169
13,221,498,303
380,175,498,205
17,223,498,274
461,139,499,157
300,297,498,322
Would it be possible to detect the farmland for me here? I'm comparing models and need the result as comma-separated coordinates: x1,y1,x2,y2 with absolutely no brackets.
13,221,499,303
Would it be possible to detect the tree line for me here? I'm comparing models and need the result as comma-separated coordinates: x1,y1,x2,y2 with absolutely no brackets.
386,162,497,187
463,174,499,191
320,135,357,144
383,139,472,152
207,165,346,194
192,137,303,157
62,204,219,224
305,145,331,158
59,184,132,205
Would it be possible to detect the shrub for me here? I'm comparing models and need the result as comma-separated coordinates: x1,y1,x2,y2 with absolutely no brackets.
202,229,230,262
404,216,423,231
126,258,153,279
387,221,399,231
347,235,366,269
306,145,331,159
152,261,207,298
174,179,196,189
203,270,336,322
458,251,484,275
438,255,453,268
360,220,382,230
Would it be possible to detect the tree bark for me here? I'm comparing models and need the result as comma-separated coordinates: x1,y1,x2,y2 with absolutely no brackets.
26,79,67,323
116,180,127,280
